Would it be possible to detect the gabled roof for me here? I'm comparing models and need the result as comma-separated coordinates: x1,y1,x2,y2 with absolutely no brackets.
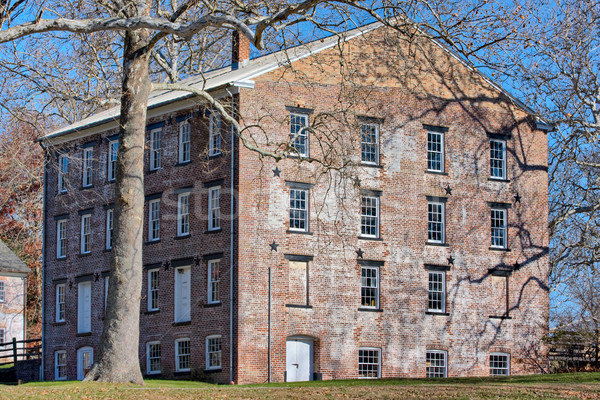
43,20,548,143
0,240,30,276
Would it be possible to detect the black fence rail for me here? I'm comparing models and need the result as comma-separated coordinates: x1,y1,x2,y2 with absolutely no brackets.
0,338,42,367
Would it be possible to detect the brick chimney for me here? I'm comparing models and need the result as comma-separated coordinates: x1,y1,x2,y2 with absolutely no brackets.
231,30,250,69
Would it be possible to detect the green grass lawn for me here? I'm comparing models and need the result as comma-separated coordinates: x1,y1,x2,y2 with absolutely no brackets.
1,372,599,399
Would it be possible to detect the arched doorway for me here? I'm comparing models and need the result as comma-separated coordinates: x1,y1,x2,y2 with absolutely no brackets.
286,336,314,382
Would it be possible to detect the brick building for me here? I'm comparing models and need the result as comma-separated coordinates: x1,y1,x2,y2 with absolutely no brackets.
40,22,549,383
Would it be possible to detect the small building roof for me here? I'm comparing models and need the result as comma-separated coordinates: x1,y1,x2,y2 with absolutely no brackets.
0,239,31,276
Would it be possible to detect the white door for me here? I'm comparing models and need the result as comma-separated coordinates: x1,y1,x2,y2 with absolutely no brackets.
77,347,93,380
174,267,191,322
77,281,92,333
286,338,313,382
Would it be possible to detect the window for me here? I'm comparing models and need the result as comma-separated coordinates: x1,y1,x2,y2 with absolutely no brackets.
0,281,5,303
174,266,191,322
56,284,65,322
57,219,67,258
208,260,220,304
82,148,93,187
361,266,379,308
361,123,379,164
287,259,309,306
80,214,91,254
150,128,162,171
426,350,447,378
428,271,445,313
177,193,190,237
58,154,68,193
491,208,507,249
175,338,191,372
148,199,160,241
209,112,222,156
55,350,67,380
206,335,222,370
179,121,191,163
77,346,93,380
427,201,445,244
490,139,506,180
290,113,309,157
106,209,113,250
108,140,118,181
491,274,509,317
361,195,379,238
208,187,221,231
0,328,4,344
146,341,161,374
427,131,444,172
148,268,159,311
490,352,510,376
289,189,308,232
358,348,380,378
104,277,109,313
77,281,91,334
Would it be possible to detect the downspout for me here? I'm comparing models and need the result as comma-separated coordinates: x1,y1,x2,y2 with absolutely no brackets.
40,146,48,380
227,89,236,384
268,266,271,383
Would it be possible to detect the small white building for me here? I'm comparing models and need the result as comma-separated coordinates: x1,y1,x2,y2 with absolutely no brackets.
0,240,30,347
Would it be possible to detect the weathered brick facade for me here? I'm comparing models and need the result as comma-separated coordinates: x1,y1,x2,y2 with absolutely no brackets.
41,23,549,383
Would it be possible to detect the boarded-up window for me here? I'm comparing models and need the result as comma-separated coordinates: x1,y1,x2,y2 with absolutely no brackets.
491,275,508,317
288,261,308,306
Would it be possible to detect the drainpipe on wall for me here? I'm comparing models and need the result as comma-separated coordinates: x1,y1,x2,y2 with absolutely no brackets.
228,90,236,384
39,151,48,380
268,266,271,383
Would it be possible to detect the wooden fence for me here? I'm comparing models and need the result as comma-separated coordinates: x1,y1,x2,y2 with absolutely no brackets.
0,338,42,367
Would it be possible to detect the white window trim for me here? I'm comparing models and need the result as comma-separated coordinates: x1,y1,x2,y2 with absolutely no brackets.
427,201,445,244
205,334,222,370
147,268,159,312
208,186,221,231
77,281,92,334
105,209,113,250
0,281,5,303
146,341,162,374
290,113,309,157
149,128,162,171
56,283,65,322
80,214,91,254
174,266,191,323
82,148,93,187
0,327,4,344
358,347,381,379
490,208,508,249
489,352,510,376
175,338,191,372
427,131,445,173
360,195,380,239
289,188,309,232
360,266,379,309
209,112,222,156
57,219,67,258
58,154,68,193
108,140,118,182
148,199,160,242
55,350,67,380
179,120,191,164
361,123,380,165
490,139,507,180
426,350,447,378
207,259,221,304
177,192,190,237
427,271,446,313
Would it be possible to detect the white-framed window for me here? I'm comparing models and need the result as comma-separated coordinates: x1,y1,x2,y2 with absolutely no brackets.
55,350,67,380
427,201,445,243
209,112,222,156
208,259,220,304
77,281,92,334
360,195,379,238
179,120,191,163
148,268,159,312
58,154,68,193
361,266,379,308
80,214,91,254
150,128,162,171
428,271,445,313
76,346,93,380
290,113,309,157
82,147,93,187
206,335,222,370
177,192,190,237
490,139,506,180
104,276,109,313
0,328,4,344
491,208,507,249
108,140,118,181
208,186,221,231
175,338,191,372
0,281,5,303
146,341,161,374
56,283,65,322
426,350,447,378
358,348,381,378
57,219,67,258
490,352,510,376
105,209,113,250
148,199,160,241
361,123,379,165
174,266,191,323
289,188,308,232
427,131,444,172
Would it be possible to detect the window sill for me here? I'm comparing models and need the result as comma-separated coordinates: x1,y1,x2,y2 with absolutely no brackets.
489,247,510,252
144,310,160,315
286,230,313,235
361,163,383,169
56,256,67,261
426,311,450,316
204,368,223,374
174,234,191,240
208,153,223,160
358,236,383,241
78,253,92,258
425,170,448,176
106,179,115,184
205,229,222,234
489,315,512,320
358,307,383,312
203,302,221,308
172,321,191,326
103,248,112,253
285,304,313,309
145,239,161,245
52,321,67,326
76,332,92,337
426,242,449,247
175,161,191,167
79,185,94,190
488,177,510,183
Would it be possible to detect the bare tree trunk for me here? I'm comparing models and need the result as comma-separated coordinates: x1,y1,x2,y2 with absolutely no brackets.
84,26,151,384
